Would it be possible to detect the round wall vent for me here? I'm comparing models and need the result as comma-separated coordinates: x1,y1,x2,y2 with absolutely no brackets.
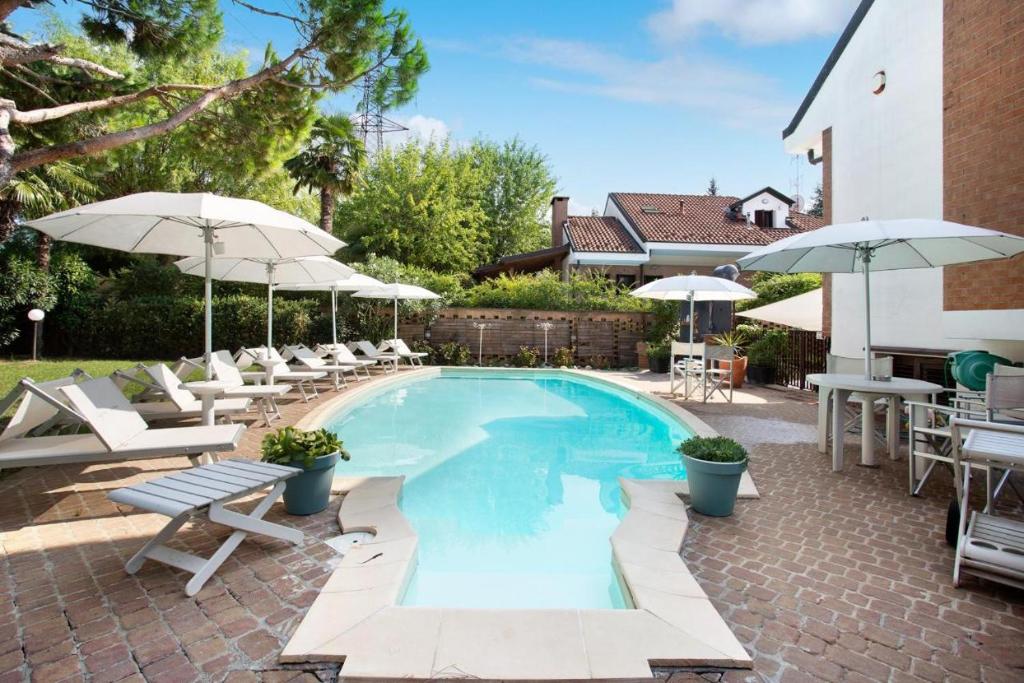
872,70,886,95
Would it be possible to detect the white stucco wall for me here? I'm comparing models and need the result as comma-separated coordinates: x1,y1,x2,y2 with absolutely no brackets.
784,0,1022,361
740,193,791,231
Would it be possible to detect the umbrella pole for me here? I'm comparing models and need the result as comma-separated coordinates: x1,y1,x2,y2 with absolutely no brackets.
687,293,695,396
266,263,275,352
203,224,214,381
393,297,398,345
331,286,338,347
862,248,873,380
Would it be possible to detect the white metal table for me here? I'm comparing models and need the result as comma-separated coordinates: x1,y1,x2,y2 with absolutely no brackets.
807,373,943,471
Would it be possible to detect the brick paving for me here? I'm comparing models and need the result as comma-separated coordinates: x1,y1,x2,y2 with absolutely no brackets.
0,370,1022,682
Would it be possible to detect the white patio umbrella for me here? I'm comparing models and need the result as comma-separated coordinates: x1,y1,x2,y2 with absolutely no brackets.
352,283,440,344
24,192,345,379
173,255,354,349
631,274,756,361
276,273,385,346
737,218,1024,379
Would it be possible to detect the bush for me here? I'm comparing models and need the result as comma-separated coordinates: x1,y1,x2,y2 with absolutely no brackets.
512,346,539,368
736,273,821,312
432,341,471,366
459,271,654,312
552,346,574,367
746,330,788,368
646,341,671,361
678,436,747,464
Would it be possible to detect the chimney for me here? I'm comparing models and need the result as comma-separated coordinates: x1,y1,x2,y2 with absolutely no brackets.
551,196,569,247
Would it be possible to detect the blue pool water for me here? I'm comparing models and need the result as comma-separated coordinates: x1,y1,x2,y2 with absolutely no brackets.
323,371,692,609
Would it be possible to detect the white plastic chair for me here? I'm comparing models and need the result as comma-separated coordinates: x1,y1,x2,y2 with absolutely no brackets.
669,341,704,396
349,340,399,373
379,338,428,366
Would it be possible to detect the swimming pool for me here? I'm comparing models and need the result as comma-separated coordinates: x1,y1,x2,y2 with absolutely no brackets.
322,370,693,609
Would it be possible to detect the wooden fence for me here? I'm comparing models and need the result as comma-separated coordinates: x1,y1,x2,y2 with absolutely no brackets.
400,307,650,367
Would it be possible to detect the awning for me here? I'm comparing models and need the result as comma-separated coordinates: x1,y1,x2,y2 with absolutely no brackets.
736,288,822,332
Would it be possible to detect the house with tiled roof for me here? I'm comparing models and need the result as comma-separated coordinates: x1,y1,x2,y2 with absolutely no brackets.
477,187,825,285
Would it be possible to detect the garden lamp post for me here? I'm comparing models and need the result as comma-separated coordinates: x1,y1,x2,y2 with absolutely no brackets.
472,322,491,366
28,308,44,361
536,322,554,366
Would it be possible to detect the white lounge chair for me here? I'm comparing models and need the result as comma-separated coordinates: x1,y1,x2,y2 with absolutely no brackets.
187,352,293,425
0,377,243,470
235,347,325,402
349,340,399,373
379,338,428,366
0,372,88,440
112,364,253,423
951,417,1024,590
108,459,303,595
282,345,360,390
313,343,376,379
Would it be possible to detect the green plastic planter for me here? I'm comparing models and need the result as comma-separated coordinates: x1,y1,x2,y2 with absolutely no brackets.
683,454,747,517
282,451,340,515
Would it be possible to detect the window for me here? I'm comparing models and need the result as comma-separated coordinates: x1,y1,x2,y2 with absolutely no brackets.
615,273,637,288
643,275,661,285
754,210,774,228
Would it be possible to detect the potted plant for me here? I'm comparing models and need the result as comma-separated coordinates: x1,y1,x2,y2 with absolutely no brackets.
708,329,750,388
746,330,788,385
646,341,672,374
261,427,350,515
678,436,748,517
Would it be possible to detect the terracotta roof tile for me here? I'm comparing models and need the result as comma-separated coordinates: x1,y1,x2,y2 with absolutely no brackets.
565,216,644,253
609,192,825,246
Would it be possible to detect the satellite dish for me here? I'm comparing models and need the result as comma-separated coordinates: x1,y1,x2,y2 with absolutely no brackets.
792,194,805,212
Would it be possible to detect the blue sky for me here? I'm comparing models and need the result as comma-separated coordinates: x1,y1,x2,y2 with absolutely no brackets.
13,0,860,215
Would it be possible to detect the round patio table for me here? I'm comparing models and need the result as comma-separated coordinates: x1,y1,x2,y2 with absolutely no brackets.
806,373,943,472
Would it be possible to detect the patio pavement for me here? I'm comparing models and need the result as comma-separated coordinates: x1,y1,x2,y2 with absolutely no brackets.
0,369,1022,682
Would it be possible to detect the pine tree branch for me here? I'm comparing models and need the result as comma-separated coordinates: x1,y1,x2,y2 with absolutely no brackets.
0,33,125,78
10,84,209,124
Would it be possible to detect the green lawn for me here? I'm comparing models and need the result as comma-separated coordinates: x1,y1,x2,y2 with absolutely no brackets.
0,358,167,413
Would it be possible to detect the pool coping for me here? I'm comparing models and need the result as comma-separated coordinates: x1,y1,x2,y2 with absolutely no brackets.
281,367,757,678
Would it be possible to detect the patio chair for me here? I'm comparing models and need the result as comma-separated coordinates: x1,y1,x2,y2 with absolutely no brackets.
235,346,324,402
186,351,293,425
0,377,243,470
281,344,360,389
950,418,1024,590
349,340,400,373
379,338,428,366
688,345,735,403
669,341,704,395
313,342,376,379
108,459,303,595
111,363,253,423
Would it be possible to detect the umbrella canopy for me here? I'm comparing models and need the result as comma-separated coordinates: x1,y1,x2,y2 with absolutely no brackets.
737,288,823,333
631,274,756,362
25,192,345,379
174,256,354,348
737,218,1024,378
276,274,385,346
352,283,440,344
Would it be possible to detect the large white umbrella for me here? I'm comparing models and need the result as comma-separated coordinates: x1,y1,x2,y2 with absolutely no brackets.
24,192,345,379
173,255,354,348
352,283,440,344
737,218,1024,379
631,274,756,361
276,273,385,346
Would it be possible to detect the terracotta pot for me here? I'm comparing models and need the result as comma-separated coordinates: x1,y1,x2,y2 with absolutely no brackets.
731,355,748,388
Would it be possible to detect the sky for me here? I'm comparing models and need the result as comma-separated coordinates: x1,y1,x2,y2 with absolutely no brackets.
13,0,861,216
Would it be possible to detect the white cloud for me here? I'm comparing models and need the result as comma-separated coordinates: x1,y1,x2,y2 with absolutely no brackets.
647,0,859,45
504,38,793,129
379,115,451,147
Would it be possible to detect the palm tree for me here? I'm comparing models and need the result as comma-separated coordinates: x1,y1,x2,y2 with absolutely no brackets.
284,115,366,235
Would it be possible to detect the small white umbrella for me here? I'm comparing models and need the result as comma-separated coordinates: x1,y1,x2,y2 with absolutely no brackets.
174,255,354,348
352,283,440,345
737,218,1024,379
25,192,345,379
276,273,385,346
631,274,756,362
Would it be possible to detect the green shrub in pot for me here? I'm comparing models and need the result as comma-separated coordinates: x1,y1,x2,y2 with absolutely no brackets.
262,427,350,515
646,341,672,374
678,436,748,517
745,329,788,384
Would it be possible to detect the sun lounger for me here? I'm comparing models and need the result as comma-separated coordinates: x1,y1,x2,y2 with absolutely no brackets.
0,372,88,440
112,364,253,423
282,345,360,390
108,459,303,595
313,343,376,379
379,338,428,366
349,340,399,373
235,347,325,402
0,377,243,470
179,352,292,426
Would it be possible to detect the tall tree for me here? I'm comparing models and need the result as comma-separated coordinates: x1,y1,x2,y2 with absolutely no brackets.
0,0,428,189
808,182,824,217
285,115,365,234
706,176,719,196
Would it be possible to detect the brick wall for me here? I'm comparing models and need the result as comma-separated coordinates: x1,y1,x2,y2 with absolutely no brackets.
400,307,650,367
942,0,1024,311
821,126,833,336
